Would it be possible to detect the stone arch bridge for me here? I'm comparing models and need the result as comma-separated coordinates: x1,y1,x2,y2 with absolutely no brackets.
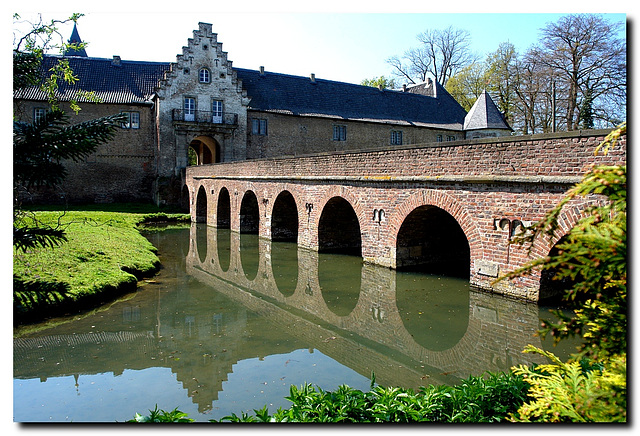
185,130,626,301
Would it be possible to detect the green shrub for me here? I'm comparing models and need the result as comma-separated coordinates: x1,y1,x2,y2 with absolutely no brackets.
130,371,530,423
500,124,627,422
127,406,194,423
510,346,626,422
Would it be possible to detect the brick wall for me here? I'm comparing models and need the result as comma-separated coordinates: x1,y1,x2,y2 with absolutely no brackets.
15,100,157,204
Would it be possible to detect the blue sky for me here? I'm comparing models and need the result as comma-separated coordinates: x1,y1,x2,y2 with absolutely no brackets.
11,2,627,86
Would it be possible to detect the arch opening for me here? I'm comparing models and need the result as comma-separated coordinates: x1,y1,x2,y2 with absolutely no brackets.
240,190,259,234
271,191,298,242
180,185,190,213
188,136,220,165
538,235,596,306
217,187,231,228
396,205,470,278
318,197,361,256
196,223,207,263
240,233,259,281
195,186,207,223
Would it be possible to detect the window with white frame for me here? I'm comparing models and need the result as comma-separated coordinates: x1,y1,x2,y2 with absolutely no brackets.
436,135,443,142
33,107,46,123
184,97,196,121
333,125,347,141
212,100,223,123
446,135,456,141
390,130,403,145
199,68,210,83
121,111,140,129
252,118,268,135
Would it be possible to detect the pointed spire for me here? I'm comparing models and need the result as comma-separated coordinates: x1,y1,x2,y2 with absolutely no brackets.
64,23,88,57
464,90,512,132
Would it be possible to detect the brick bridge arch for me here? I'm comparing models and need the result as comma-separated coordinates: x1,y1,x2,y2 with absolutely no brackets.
388,189,481,271
310,185,366,254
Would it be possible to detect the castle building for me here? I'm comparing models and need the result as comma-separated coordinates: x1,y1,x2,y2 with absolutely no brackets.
13,22,511,207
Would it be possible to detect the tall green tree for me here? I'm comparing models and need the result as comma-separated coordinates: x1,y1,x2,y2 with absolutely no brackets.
13,13,126,251
360,76,396,89
485,42,518,127
445,62,489,111
578,85,595,129
533,14,626,130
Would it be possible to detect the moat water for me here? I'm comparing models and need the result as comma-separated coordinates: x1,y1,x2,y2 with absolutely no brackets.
13,225,578,422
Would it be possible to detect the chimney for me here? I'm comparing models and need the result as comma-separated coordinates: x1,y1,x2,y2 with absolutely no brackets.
259,66,265,76
378,84,384,91
402,84,407,92
310,73,316,83
112,55,121,66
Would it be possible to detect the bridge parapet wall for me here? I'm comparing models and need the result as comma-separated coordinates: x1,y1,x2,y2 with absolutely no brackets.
188,129,625,182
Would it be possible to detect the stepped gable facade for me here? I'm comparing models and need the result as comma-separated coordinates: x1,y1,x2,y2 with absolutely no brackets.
14,22,508,206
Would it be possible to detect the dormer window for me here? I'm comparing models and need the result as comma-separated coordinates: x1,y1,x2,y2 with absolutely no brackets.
199,68,210,83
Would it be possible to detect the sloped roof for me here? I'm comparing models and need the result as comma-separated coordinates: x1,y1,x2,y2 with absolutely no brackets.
235,68,467,129
463,90,512,131
14,55,171,104
15,55,468,130
64,23,88,57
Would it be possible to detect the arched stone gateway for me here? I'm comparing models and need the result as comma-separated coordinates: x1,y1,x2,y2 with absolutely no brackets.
188,135,221,165
396,205,470,278
217,187,231,228
180,185,190,213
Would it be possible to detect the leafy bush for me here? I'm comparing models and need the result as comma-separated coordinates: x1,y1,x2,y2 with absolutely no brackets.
127,406,194,423
130,371,530,423
502,124,627,422
510,346,626,422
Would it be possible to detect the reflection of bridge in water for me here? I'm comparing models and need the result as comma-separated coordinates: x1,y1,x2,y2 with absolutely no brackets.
14,225,561,417
188,224,551,386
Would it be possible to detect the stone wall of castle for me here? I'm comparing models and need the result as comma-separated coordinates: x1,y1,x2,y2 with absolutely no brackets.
245,111,462,159
15,100,157,204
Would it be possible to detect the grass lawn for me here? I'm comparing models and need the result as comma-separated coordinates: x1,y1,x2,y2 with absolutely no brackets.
13,206,190,325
